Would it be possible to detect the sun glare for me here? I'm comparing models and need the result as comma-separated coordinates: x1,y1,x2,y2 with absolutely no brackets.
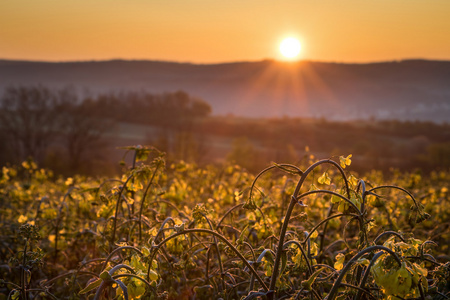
280,37,301,60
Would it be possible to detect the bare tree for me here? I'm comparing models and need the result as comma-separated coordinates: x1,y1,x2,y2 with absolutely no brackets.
0,86,112,173
56,89,111,171
0,86,58,163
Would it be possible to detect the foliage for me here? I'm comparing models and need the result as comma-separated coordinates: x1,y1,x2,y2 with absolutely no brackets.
0,149,449,299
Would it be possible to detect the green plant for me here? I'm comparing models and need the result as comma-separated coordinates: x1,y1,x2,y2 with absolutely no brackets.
0,151,448,299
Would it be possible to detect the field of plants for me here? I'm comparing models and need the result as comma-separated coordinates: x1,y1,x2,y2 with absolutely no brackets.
0,146,449,300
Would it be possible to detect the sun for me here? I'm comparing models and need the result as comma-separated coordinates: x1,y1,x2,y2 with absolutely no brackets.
279,37,301,59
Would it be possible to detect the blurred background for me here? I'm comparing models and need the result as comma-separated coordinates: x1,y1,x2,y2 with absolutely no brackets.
1,1,449,175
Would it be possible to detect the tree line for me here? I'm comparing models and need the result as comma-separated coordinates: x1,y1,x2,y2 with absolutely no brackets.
0,86,211,174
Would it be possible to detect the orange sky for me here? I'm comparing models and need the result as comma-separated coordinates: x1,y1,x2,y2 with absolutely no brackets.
1,0,449,63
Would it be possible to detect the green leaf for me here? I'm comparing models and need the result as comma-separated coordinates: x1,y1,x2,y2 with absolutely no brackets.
12,291,20,300
128,279,146,299
301,267,326,290
149,269,158,281
100,270,112,281
236,224,249,245
280,251,288,275
331,194,341,204
79,278,102,294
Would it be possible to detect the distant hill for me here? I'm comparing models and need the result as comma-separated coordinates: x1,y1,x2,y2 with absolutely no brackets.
1,59,449,122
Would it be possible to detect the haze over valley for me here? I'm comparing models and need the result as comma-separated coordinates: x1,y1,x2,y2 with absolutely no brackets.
1,58,449,122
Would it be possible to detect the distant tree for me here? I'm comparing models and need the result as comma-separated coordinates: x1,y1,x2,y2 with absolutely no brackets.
0,86,58,163
56,88,112,172
84,90,212,127
191,98,212,117
0,86,111,173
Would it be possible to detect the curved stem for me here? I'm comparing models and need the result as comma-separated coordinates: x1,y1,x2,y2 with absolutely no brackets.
112,273,156,294
147,199,190,220
153,217,175,243
269,159,351,295
217,204,244,229
147,228,269,291
41,270,98,287
339,283,376,300
327,245,401,300
110,175,134,250
26,289,58,300
139,164,160,242
419,240,438,257
248,164,303,205
115,279,129,300
367,185,421,211
93,280,108,300
101,246,143,271
354,251,384,300
21,239,28,300
200,212,226,293
373,231,405,244
302,213,360,244
418,282,426,300
404,255,442,266
319,204,334,256
109,263,135,275
299,190,361,215
283,240,313,276
243,241,256,262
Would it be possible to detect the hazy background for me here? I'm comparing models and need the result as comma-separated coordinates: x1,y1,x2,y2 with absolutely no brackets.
1,1,449,176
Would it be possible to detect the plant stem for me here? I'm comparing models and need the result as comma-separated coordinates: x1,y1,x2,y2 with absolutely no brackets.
327,245,401,300
110,175,134,251
269,159,351,297
147,228,269,291
138,164,160,242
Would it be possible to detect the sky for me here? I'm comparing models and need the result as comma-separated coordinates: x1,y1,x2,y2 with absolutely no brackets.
1,0,450,63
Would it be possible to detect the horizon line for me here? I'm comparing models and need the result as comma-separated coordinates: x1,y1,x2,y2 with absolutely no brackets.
1,57,450,66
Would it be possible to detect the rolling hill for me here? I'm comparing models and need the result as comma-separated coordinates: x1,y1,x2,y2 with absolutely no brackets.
1,59,449,122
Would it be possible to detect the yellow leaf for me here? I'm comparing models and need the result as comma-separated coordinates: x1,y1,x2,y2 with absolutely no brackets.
48,235,56,243
309,184,318,191
318,172,331,185
310,242,319,256
348,175,359,187
65,177,73,186
413,263,427,277
18,215,28,223
334,253,345,270
339,154,352,169
366,220,376,233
